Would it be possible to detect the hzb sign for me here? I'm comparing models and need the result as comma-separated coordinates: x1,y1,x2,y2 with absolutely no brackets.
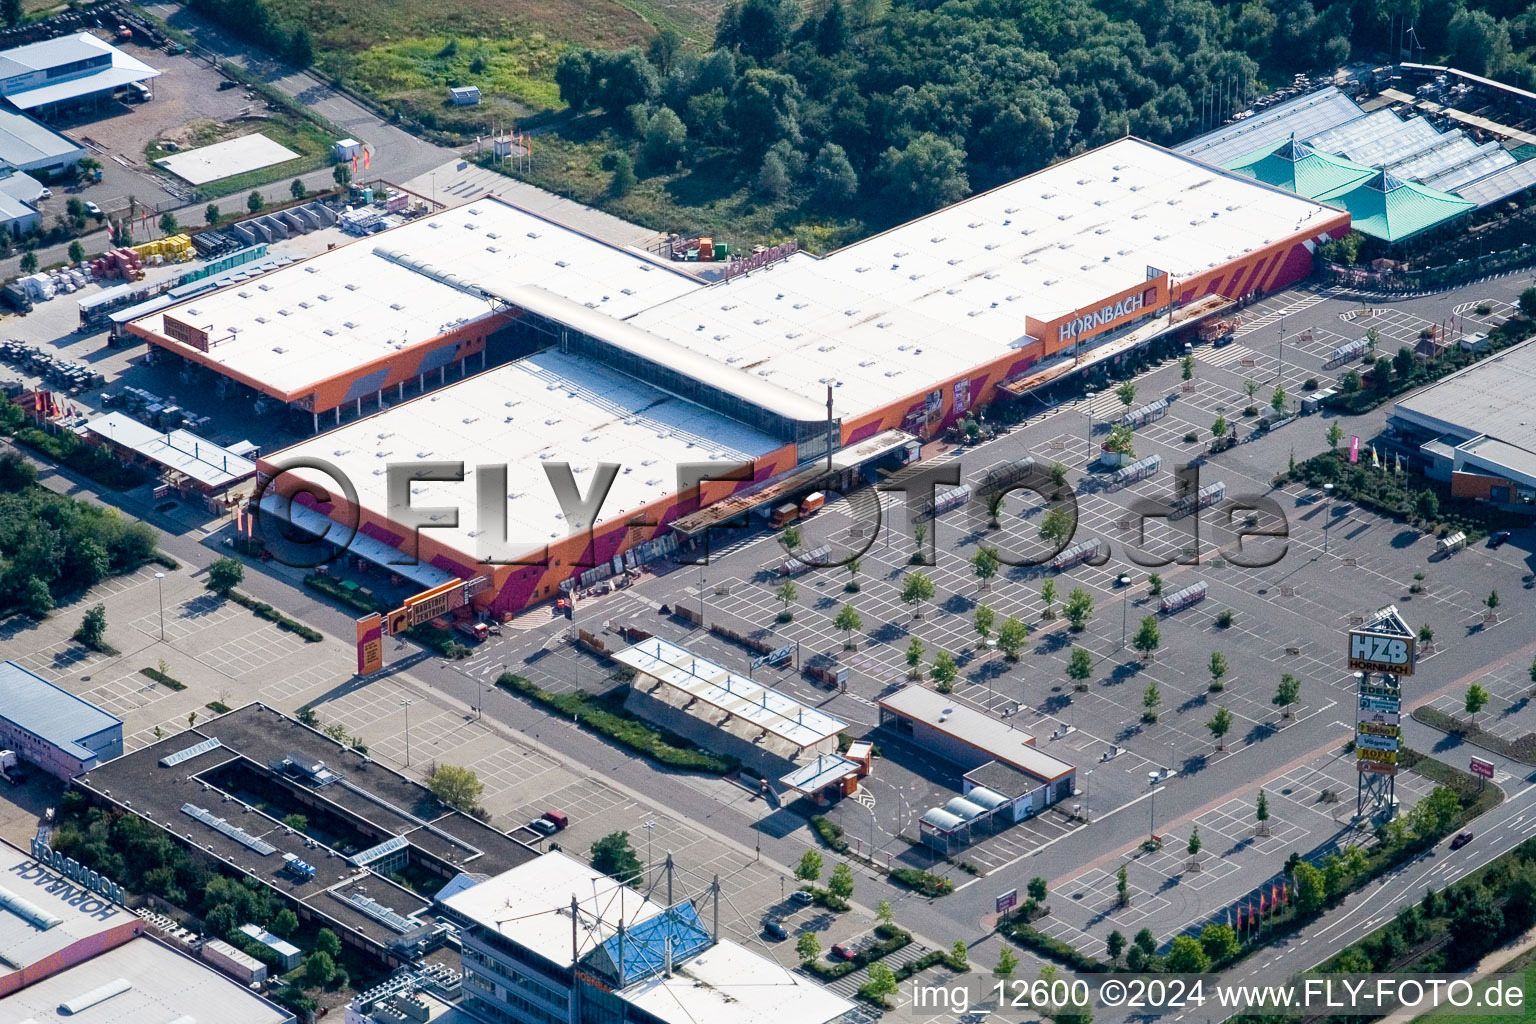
1347,630,1415,676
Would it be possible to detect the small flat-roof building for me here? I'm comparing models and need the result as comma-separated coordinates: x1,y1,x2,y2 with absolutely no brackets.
616,637,846,775
440,851,855,1024
0,660,122,779
1390,336,1536,511
0,936,294,1024
0,836,141,997
0,33,160,114
0,106,84,174
878,686,1075,822
83,411,258,498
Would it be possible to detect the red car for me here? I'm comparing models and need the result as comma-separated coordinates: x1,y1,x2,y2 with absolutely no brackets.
1451,831,1474,849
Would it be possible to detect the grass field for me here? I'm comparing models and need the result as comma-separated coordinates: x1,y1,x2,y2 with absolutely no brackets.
1414,950,1534,1024
145,114,333,199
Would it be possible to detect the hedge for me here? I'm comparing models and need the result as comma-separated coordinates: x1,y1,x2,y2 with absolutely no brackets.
228,590,323,641
1411,707,1536,764
805,923,912,979
7,421,147,491
139,666,187,690
811,815,850,853
1007,921,1106,972
889,867,953,897
497,673,736,773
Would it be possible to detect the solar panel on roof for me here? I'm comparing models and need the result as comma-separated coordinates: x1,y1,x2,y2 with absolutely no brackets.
159,736,223,767
349,835,409,867
335,890,417,933
181,803,276,855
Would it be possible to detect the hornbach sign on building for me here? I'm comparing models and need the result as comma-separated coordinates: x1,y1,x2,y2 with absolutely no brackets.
1346,604,1417,676
1057,291,1146,343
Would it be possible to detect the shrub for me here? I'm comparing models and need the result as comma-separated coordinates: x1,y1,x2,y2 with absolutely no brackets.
889,867,953,897
811,815,850,853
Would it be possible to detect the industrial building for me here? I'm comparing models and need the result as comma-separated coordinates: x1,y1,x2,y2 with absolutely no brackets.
0,661,122,779
613,637,847,776
0,32,160,114
1389,336,1536,512
0,935,295,1024
217,136,1345,619
82,411,258,500
878,686,1076,849
0,836,141,996
0,106,84,174
71,704,538,968
438,850,857,1024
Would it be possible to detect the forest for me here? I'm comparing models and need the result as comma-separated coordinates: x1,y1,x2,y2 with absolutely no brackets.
544,0,1536,230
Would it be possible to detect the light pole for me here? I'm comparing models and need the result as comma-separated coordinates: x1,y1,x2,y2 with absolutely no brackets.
153,571,165,642
1118,574,1131,649
642,820,657,887
1149,770,1161,840
1083,768,1093,823
1323,483,1335,553
1086,390,1100,443
400,698,414,766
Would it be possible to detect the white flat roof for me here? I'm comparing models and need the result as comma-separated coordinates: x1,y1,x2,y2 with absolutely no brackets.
0,936,291,1024
615,637,846,749
879,686,1074,782
130,196,701,398
0,33,160,110
628,137,1337,418
157,133,301,185
0,108,83,165
86,411,256,488
267,348,780,554
0,838,133,985
442,851,667,967
618,937,855,1024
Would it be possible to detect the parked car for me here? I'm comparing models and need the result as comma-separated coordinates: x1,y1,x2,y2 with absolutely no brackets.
541,809,569,830
1451,831,1475,849
35,188,51,201
84,201,102,217
763,919,788,941
788,889,814,905
1490,531,1512,548
528,817,558,836
830,942,855,960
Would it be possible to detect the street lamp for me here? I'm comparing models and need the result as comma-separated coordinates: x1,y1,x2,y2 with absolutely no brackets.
1086,390,1100,443
1322,483,1335,553
1148,770,1161,840
642,819,657,886
400,698,415,766
1118,575,1131,649
153,571,165,642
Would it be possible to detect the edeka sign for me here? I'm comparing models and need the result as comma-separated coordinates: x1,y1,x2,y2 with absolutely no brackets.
1057,291,1145,343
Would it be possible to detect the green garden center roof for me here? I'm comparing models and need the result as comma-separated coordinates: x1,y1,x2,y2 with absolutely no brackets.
1226,135,1374,200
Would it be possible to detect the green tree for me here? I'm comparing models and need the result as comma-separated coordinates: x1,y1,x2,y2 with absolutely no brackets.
290,178,308,200
1270,384,1287,414
208,557,244,594
1117,865,1131,906
1181,354,1195,380
1206,706,1233,751
315,928,341,958
1485,590,1501,614
973,603,995,646
876,899,894,926
1273,673,1300,718
1212,414,1228,438
609,151,637,197
283,813,308,830
994,945,1019,977
997,616,1028,660
1199,923,1239,962
905,637,924,676
1342,369,1363,394
2,0,22,28
1448,8,1511,76
1142,681,1161,722
1520,287,1536,320
971,545,999,589
1187,826,1202,859
1465,682,1490,725
876,133,969,213
828,861,855,900
811,143,859,203
74,604,108,649
984,488,1007,528
1106,930,1126,962
271,908,299,937
780,523,802,551
1103,423,1135,457
1028,876,1047,902
157,211,178,236
912,521,926,559
900,570,935,618
930,650,957,692
795,848,823,882
332,162,352,188
591,831,643,884
1243,377,1260,410
1067,646,1093,688
1165,935,1210,973
247,189,265,212
205,203,221,225
68,240,86,264
860,962,898,1005
834,603,862,647
427,763,483,811
19,250,37,274
304,950,337,987
1132,615,1160,656
287,24,313,66
643,106,688,166
1416,489,1440,520
1063,587,1093,631
796,931,821,962
1146,573,1163,596
1256,790,1270,826
1116,381,1137,408
1040,577,1057,618
948,938,970,971
845,555,861,592
1294,861,1327,911
1038,506,1075,546
774,578,798,620
1208,650,1228,691
757,150,790,198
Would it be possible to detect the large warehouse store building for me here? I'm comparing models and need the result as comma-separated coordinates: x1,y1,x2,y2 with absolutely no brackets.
134,137,1348,618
